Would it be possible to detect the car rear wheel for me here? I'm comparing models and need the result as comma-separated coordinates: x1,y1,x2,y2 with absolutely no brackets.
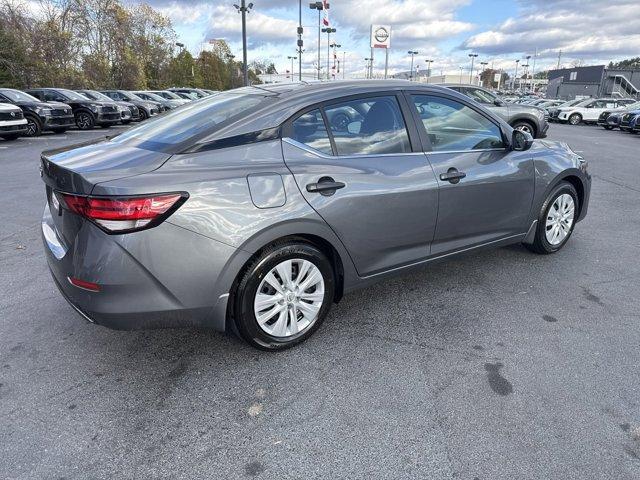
233,242,335,350
24,115,42,136
511,120,536,137
526,182,578,255
568,113,582,125
76,111,95,130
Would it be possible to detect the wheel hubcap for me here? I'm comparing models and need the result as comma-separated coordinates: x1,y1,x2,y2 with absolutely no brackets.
546,193,575,246
26,120,37,136
516,124,532,134
78,114,90,129
254,258,324,338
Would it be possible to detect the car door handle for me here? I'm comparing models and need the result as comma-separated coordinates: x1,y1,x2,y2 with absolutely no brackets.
439,168,466,184
306,177,346,196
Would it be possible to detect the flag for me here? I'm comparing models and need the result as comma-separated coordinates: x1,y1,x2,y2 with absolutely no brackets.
323,0,329,26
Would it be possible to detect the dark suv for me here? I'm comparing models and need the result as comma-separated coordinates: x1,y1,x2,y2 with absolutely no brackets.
0,88,75,136
444,84,549,138
76,90,140,124
26,88,121,130
99,90,160,120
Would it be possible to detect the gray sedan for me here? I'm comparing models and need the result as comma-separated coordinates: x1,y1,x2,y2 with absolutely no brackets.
41,81,591,350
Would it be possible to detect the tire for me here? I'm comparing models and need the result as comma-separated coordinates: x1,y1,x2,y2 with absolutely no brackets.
1,134,20,141
139,108,149,121
75,111,95,130
568,113,582,125
50,128,67,134
232,241,335,350
24,115,42,137
511,120,537,137
526,181,579,255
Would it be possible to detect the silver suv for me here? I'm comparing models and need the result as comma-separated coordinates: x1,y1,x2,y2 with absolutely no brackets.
444,84,549,138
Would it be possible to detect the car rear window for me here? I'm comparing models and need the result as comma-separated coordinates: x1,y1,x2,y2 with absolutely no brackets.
109,92,268,151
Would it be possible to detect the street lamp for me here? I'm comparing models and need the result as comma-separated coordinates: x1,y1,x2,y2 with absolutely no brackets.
330,42,341,80
408,51,418,81
468,53,478,84
525,55,531,92
364,57,372,79
175,42,185,50
513,59,520,90
342,51,346,80
233,1,254,86
309,2,325,81
522,63,530,93
480,61,488,86
296,1,303,81
287,55,297,82
322,27,336,81
424,59,433,82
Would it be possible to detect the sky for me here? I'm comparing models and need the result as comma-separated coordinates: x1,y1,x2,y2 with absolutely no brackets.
139,0,640,79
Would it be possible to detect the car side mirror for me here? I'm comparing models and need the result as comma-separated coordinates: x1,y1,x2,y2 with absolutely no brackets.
512,129,534,151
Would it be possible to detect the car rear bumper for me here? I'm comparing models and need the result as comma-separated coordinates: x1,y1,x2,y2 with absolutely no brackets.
42,204,244,331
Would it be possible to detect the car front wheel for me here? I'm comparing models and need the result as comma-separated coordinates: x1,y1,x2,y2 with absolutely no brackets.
76,111,95,130
526,182,578,254
233,242,335,350
568,113,582,125
512,120,536,137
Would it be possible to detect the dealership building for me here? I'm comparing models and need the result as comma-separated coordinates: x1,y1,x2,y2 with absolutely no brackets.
546,65,640,100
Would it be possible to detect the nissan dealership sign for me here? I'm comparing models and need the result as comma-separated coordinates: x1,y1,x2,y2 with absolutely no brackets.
370,25,391,49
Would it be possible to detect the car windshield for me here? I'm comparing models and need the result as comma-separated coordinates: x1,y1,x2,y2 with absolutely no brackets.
155,91,181,100
81,90,113,102
110,92,268,149
57,89,91,101
136,92,165,102
0,89,40,102
120,92,144,102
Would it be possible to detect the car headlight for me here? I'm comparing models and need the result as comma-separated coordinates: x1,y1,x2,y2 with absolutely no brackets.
90,104,99,113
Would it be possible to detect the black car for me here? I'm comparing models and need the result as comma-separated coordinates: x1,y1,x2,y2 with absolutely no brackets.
99,90,160,121
26,88,121,130
0,88,75,136
76,90,140,124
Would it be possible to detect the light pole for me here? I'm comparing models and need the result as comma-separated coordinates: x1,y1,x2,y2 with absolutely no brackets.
364,57,372,79
525,55,531,92
522,63,530,93
480,61,488,86
459,66,463,83
297,0,303,81
322,27,336,81
330,42,341,80
425,59,433,83
233,1,253,86
408,51,418,81
342,51,346,79
513,59,520,90
309,2,325,81
468,53,478,84
288,55,297,82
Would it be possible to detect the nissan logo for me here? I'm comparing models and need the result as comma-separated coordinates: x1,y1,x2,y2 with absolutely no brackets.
374,27,389,43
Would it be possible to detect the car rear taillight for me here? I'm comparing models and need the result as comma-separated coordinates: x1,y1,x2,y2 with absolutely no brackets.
60,192,187,233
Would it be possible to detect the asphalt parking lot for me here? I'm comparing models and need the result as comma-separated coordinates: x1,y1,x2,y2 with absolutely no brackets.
1,123,639,480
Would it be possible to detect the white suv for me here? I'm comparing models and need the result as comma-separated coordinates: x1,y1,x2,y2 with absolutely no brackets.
557,98,636,125
0,102,28,141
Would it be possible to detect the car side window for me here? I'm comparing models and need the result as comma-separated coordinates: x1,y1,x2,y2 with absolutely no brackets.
466,88,495,105
290,109,333,155
411,95,505,152
323,96,411,156
44,91,64,102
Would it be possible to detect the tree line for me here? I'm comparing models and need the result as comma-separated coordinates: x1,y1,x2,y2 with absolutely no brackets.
0,0,275,90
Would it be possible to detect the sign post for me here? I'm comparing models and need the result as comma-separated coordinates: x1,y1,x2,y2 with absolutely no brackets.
370,25,391,79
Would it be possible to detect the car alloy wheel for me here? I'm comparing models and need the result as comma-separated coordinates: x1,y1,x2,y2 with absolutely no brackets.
25,117,40,136
253,258,325,337
545,193,575,246
76,112,93,129
568,114,581,125
515,124,533,135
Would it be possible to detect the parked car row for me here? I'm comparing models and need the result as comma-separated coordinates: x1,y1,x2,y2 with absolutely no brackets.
596,100,640,134
0,86,216,141
547,97,637,125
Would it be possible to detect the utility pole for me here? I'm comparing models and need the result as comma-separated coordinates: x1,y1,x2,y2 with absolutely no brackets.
480,61,488,86
330,42,341,80
408,51,418,81
309,2,325,81
459,66,463,83
531,48,537,91
297,0,303,81
322,27,336,80
425,59,433,83
288,55,297,82
234,1,253,86
468,53,478,84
